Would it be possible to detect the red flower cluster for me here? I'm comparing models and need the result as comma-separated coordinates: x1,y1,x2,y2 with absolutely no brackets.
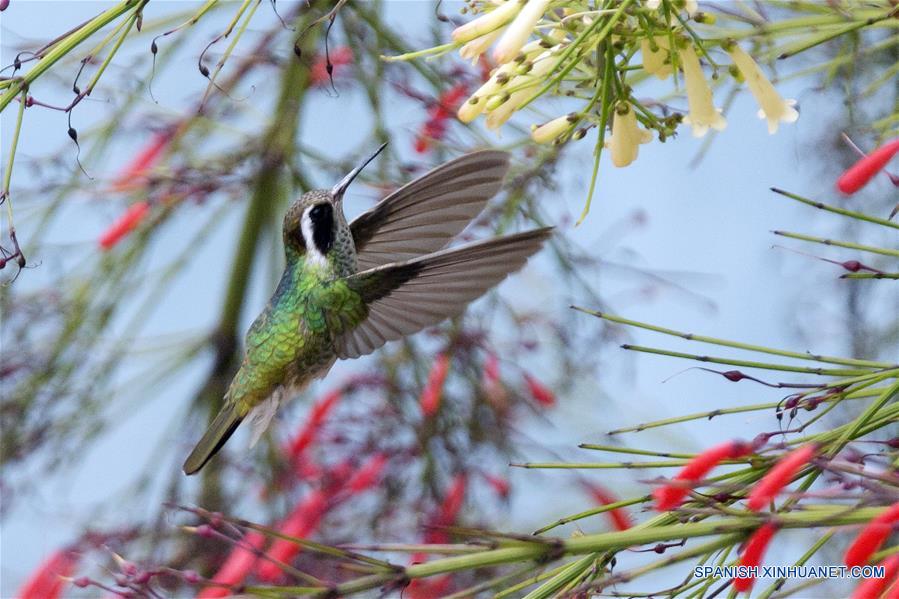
653,440,753,511
198,453,389,595
414,84,469,154
837,138,899,195
310,46,353,88
420,353,451,417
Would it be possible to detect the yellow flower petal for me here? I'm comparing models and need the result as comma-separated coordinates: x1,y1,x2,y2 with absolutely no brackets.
680,45,726,138
493,0,551,64
727,45,799,134
452,0,522,44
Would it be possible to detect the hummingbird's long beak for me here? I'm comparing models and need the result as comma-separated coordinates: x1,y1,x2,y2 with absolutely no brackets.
331,142,388,200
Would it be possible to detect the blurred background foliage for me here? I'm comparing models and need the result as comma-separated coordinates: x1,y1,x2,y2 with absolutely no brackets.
0,1,897,597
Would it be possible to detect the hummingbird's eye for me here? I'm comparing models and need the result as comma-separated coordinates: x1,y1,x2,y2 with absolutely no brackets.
305,203,335,255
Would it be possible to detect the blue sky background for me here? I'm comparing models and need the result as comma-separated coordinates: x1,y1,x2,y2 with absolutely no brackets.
2,2,896,596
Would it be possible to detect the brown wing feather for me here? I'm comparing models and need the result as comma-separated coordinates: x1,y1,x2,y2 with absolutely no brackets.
349,151,510,271
335,227,553,359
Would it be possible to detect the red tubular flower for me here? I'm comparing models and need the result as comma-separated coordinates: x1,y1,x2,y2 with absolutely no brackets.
420,353,450,417
653,440,753,511
109,128,176,192
746,444,817,512
18,548,80,599
483,473,510,499
844,502,899,567
733,523,779,592
255,490,329,582
584,483,633,531
851,554,899,599
425,473,468,543
310,46,353,87
837,138,899,195
98,201,151,250
197,531,267,599
523,373,555,408
407,574,453,599
285,389,343,461
345,453,389,494
414,84,469,154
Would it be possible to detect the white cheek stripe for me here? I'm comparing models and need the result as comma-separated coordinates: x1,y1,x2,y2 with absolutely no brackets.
301,207,329,269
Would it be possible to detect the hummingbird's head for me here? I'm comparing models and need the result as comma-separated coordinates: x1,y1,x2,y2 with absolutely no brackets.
283,143,387,259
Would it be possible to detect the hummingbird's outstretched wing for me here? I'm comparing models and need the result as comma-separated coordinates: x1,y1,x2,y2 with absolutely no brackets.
334,227,552,359
349,150,510,271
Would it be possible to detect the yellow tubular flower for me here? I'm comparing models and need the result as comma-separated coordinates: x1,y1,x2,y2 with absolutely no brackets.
457,39,547,123
492,0,552,64
459,27,504,64
605,103,652,167
452,0,522,44
531,113,577,144
680,45,726,138
727,44,799,134
641,36,672,79
485,50,556,130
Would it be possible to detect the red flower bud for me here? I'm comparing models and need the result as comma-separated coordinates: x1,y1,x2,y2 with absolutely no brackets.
732,523,778,592
109,128,176,192
98,201,151,250
653,440,753,511
747,444,817,512
310,46,353,87
256,490,329,582
523,373,555,407
17,549,80,599
197,531,266,598
285,389,342,461
345,453,389,494
837,138,899,195
850,554,899,599
844,502,899,567
420,353,450,417
483,473,510,499
584,483,632,531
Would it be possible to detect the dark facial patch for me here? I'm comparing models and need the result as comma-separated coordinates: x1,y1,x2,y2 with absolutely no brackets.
308,203,334,254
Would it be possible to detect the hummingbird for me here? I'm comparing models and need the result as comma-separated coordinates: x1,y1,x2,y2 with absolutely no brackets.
183,144,551,475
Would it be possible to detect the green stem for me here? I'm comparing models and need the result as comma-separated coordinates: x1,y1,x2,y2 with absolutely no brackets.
770,188,899,231
0,0,140,112
772,230,899,258
573,308,896,369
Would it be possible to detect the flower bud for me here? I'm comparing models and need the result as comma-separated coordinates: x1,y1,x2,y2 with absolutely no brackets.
531,113,577,144
452,0,522,44
493,0,551,64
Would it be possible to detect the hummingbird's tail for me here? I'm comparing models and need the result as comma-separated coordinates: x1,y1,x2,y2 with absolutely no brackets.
182,404,244,475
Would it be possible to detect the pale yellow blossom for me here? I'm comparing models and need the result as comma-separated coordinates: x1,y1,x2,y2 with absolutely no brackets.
493,0,552,64
531,113,577,144
727,44,799,134
604,103,652,167
680,45,726,137
451,0,522,44
641,35,672,79
459,27,504,64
